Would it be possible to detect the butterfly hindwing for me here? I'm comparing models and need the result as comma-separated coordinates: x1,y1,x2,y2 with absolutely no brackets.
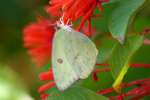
52,27,98,91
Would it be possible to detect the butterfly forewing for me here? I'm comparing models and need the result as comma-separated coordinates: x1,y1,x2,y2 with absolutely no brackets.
52,27,98,91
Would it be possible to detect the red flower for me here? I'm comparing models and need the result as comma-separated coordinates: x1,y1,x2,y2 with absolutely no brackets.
23,18,55,67
98,78,150,100
46,0,109,36
38,68,55,99
23,18,56,100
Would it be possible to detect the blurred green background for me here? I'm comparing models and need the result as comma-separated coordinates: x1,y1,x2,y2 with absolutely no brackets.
0,0,150,100
0,0,48,99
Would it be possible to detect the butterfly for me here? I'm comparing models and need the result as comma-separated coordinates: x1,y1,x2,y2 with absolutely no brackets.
52,22,98,91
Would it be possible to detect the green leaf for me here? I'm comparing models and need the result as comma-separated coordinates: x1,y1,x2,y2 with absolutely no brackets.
97,38,116,63
47,86,108,100
109,0,145,43
108,0,120,3
109,34,144,92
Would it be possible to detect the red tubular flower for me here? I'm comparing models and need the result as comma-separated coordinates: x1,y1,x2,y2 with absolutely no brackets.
39,68,54,81
23,18,55,67
38,68,55,100
46,0,109,36
40,93,49,100
98,87,114,95
81,23,96,37
46,0,63,16
96,63,150,68
98,78,150,100
92,71,99,81
38,82,56,93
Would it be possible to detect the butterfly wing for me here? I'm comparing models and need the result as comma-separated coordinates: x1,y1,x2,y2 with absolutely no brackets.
52,28,98,91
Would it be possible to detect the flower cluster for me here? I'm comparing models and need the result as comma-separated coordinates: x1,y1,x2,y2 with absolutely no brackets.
23,18,55,67
98,78,150,100
46,0,109,36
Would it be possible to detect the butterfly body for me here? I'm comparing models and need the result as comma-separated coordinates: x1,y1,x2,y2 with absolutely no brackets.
52,25,98,91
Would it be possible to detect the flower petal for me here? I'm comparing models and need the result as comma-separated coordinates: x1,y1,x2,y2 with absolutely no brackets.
23,18,55,67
